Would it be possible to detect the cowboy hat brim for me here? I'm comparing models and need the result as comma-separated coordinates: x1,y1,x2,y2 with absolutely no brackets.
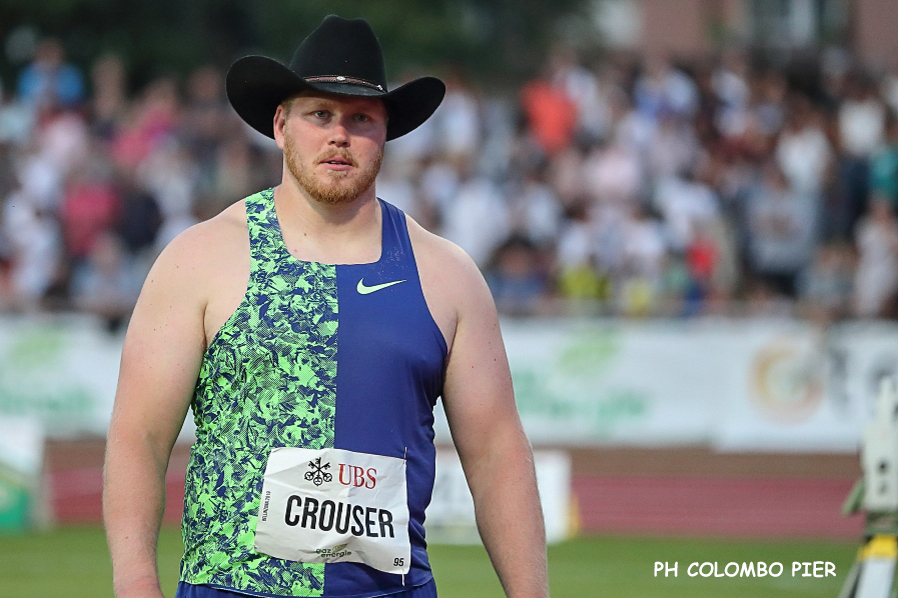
226,55,445,141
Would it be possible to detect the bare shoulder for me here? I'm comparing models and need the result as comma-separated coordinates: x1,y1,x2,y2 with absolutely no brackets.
134,199,249,341
406,216,485,291
405,215,494,351
159,201,246,266
148,201,248,291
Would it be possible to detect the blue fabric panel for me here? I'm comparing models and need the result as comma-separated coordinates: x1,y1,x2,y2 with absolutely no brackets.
326,200,446,596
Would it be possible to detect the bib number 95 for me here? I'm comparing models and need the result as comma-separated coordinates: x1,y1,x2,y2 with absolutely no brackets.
394,558,405,567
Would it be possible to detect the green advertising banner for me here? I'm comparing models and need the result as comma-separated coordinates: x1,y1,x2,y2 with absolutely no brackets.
0,417,44,532
0,316,121,437
0,471,29,531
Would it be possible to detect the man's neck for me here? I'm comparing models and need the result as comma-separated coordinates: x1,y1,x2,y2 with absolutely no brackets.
272,179,382,265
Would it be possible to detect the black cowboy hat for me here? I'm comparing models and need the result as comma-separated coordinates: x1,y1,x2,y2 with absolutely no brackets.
226,15,445,141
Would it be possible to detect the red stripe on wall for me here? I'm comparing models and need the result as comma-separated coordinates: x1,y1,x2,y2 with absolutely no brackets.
48,466,864,539
572,476,864,538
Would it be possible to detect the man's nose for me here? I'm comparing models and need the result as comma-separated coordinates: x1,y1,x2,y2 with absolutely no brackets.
328,118,351,146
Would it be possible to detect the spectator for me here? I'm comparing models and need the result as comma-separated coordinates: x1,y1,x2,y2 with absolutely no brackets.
37,107,90,178
869,109,898,208
111,76,181,170
684,219,719,307
485,236,548,316
418,153,460,227
181,65,237,178
751,69,788,138
520,66,578,157
90,53,128,142
2,191,62,307
115,167,162,259
374,153,420,221
439,159,510,268
548,135,591,208
138,139,200,250
839,71,886,158
618,205,667,316
508,164,564,248
432,68,482,162
16,37,85,114
582,136,643,210
745,164,819,298
201,137,260,217
797,241,855,322
835,71,886,240
633,55,699,123
0,79,33,146
775,94,832,198
609,84,653,153
60,145,120,262
2,39,898,322
653,166,719,254
853,195,898,318
556,201,608,306
549,46,607,142
71,230,141,331
644,110,702,181
712,50,751,138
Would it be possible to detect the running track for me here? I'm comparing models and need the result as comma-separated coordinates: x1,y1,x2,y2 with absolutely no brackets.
45,441,864,539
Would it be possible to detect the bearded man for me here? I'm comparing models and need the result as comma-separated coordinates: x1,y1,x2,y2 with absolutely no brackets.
103,14,548,598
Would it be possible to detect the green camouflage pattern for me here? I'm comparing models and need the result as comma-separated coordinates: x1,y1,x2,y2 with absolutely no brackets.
180,188,337,596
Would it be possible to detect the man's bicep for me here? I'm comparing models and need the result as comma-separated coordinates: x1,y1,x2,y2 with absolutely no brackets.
110,252,208,451
441,266,521,462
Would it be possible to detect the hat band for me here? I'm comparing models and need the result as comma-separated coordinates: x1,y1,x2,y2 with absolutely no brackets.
304,75,385,92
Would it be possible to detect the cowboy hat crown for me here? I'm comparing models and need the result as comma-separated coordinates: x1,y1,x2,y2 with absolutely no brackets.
226,15,445,141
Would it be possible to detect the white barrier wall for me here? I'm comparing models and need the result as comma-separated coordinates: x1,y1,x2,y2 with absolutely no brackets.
0,316,121,438
434,318,890,453
426,449,572,545
0,416,44,530
0,314,893,452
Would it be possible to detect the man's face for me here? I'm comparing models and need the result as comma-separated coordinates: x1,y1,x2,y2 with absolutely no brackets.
276,91,387,205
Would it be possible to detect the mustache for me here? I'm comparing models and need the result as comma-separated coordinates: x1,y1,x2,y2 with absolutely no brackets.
316,149,357,166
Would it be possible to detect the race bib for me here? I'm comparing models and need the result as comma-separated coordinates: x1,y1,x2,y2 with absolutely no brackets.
254,447,411,574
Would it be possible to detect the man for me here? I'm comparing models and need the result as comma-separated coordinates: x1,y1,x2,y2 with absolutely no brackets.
103,14,548,598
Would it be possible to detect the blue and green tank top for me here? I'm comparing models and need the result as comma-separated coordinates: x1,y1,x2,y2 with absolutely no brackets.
178,189,448,597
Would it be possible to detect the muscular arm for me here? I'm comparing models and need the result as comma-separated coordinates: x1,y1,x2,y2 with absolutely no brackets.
440,251,549,598
103,230,212,598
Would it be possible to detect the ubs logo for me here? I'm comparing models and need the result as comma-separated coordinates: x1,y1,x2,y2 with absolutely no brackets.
305,457,332,486
339,464,377,488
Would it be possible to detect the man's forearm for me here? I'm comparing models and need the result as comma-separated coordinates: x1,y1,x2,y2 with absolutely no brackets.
103,431,171,598
467,432,549,598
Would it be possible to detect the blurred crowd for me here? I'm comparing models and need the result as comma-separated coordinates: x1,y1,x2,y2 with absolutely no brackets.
2,37,898,326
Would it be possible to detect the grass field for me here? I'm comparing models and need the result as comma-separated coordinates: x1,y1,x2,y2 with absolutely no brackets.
0,526,857,597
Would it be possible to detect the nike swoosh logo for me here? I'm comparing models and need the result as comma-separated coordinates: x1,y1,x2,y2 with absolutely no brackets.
357,278,406,295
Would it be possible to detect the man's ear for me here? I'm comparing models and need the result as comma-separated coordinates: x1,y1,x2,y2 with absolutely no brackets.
273,104,288,150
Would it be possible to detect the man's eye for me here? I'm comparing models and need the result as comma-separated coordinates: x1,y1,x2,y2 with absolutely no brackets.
313,110,329,118
354,114,370,122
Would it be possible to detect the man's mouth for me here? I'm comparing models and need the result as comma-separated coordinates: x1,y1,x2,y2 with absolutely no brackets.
320,154,355,167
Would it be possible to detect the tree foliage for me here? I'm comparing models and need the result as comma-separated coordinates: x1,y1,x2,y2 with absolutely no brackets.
0,0,590,93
